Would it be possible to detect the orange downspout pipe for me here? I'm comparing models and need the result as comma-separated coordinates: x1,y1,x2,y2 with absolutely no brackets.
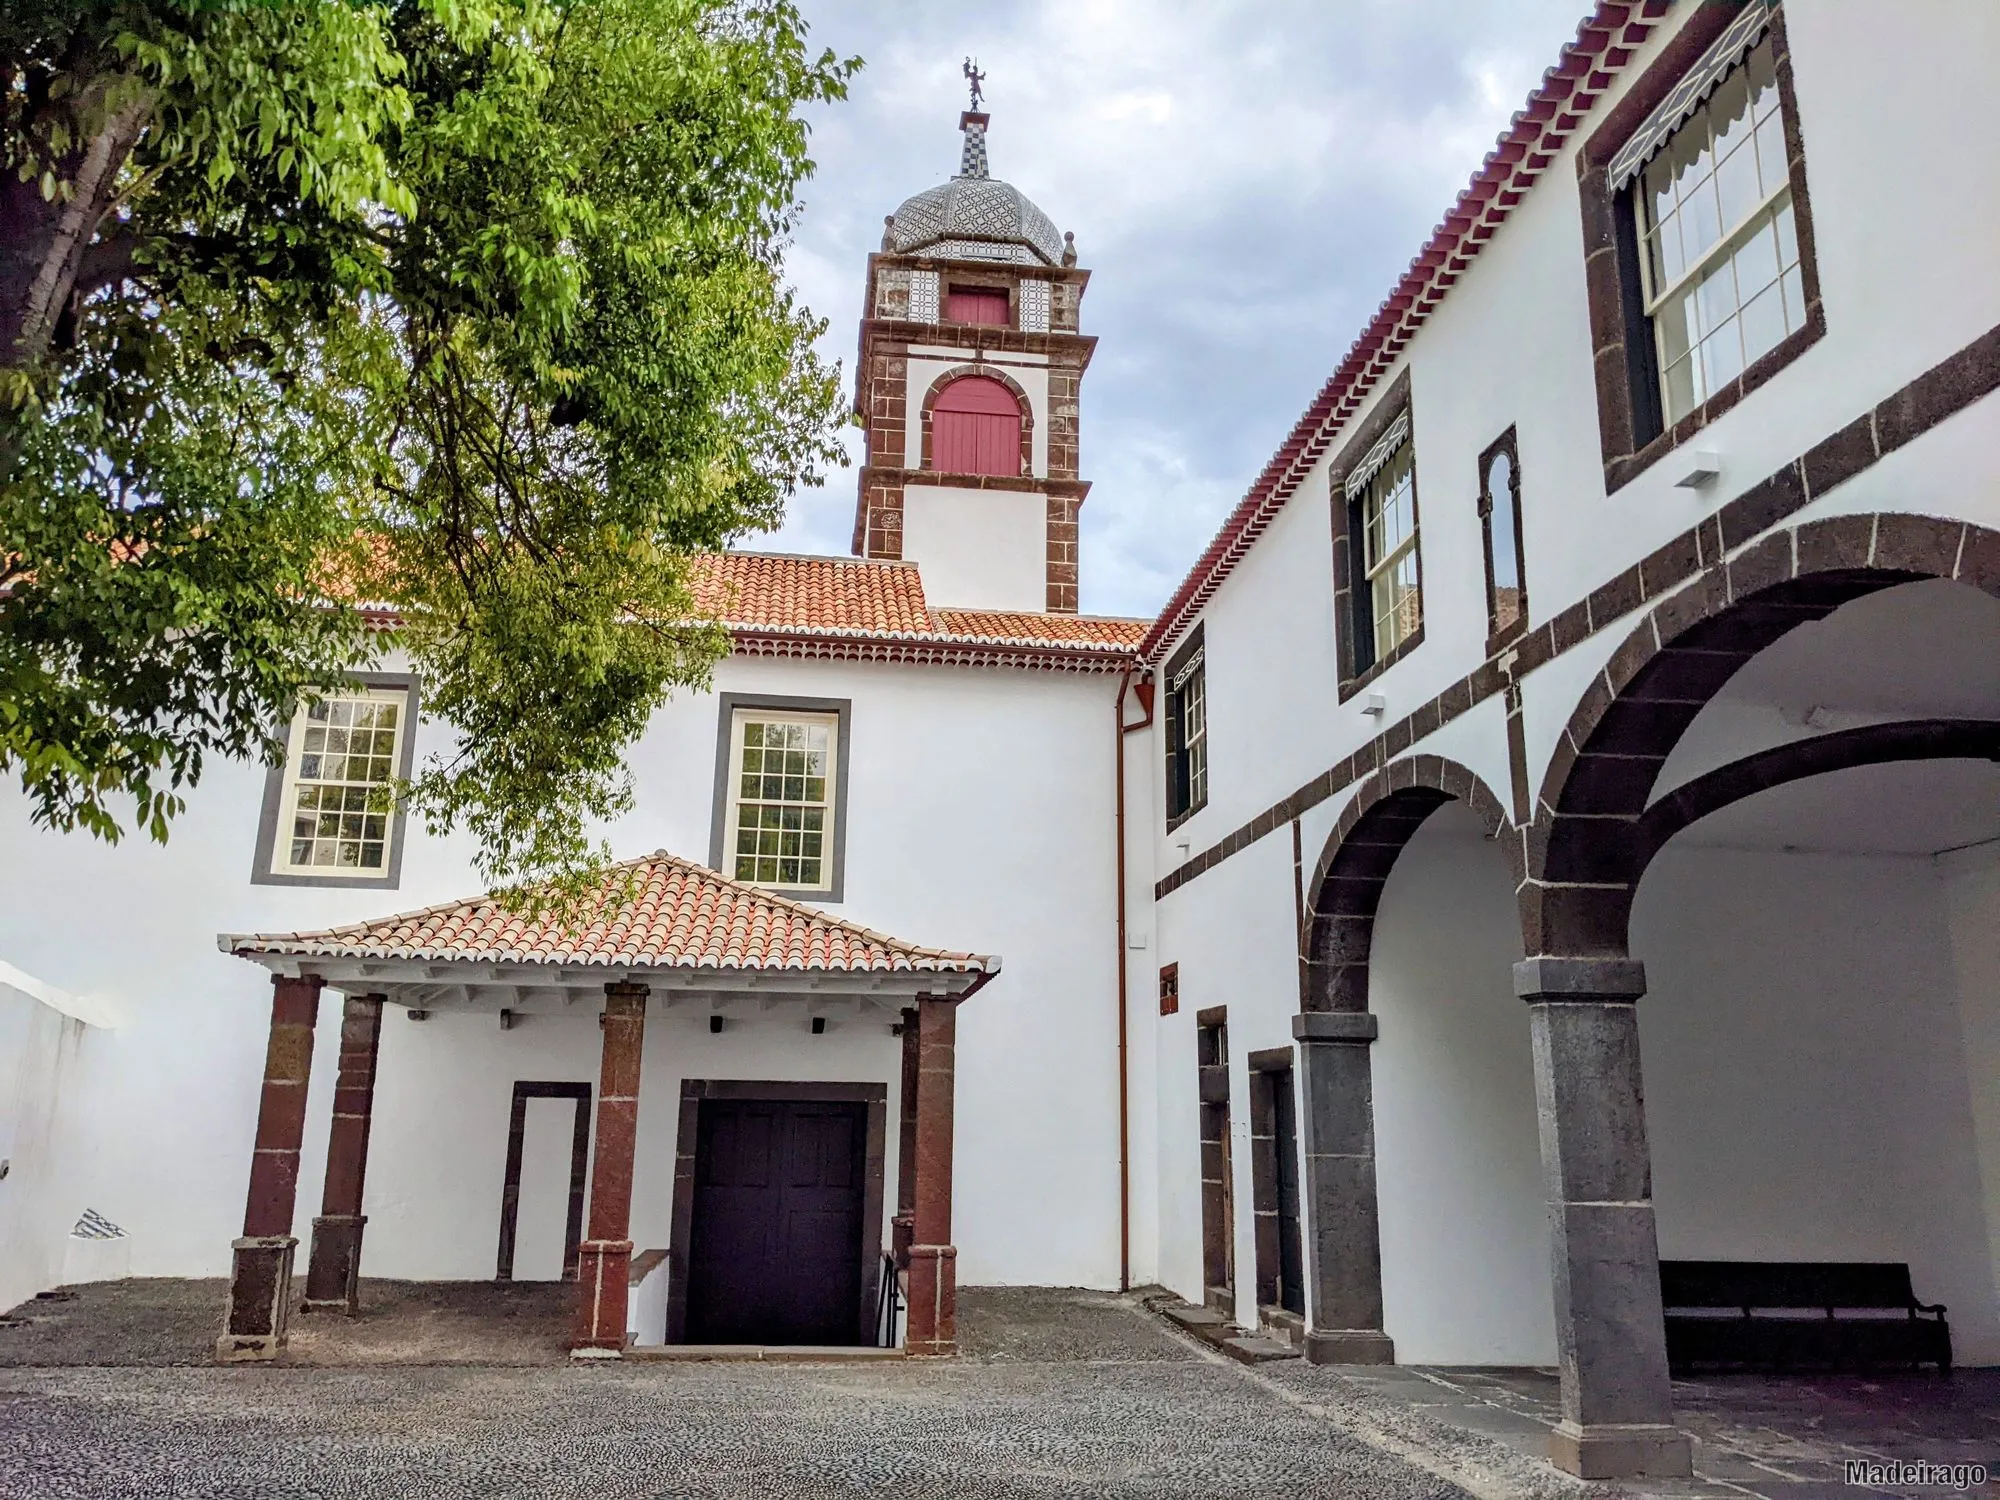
1113,662,1155,1293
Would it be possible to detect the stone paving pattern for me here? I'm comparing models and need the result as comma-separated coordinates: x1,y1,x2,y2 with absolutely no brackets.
2,1280,1994,1500
0,1284,1475,1500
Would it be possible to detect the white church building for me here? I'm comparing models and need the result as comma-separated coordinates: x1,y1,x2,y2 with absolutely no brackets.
4,0,1999,1481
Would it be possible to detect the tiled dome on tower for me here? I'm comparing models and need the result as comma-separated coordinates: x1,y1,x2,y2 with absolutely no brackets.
884,111,1066,266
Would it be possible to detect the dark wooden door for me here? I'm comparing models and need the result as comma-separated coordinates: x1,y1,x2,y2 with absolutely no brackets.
1272,1068,1306,1316
686,1098,867,1344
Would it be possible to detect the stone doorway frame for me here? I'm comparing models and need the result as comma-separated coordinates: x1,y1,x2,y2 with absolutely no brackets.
664,1079,889,1346
494,1080,592,1283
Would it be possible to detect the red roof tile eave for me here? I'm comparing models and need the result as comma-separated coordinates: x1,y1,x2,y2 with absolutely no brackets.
1139,0,1669,664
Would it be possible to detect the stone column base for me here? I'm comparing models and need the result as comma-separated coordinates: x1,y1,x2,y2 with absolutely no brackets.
301,1214,367,1314
905,1244,957,1355
572,1238,633,1352
1548,1421,1693,1480
1302,1328,1395,1365
216,1235,297,1362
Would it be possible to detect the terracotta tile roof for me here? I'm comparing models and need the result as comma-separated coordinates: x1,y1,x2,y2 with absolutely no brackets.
685,552,932,634
1143,0,1673,660
929,608,1149,649
224,850,997,973
687,552,1146,662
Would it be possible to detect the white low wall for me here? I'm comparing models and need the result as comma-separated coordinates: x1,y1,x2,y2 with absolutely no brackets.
0,975,89,1312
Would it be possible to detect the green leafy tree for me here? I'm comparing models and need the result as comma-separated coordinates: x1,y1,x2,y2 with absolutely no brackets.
1,0,855,891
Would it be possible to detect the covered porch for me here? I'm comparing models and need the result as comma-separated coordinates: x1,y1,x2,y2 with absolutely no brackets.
212,850,995,1362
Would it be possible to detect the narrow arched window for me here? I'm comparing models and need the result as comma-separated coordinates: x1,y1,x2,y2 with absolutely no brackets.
930,376,1022,477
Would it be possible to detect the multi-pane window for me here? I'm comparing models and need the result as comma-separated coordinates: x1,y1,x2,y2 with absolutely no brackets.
271,687,408,878
1637,37,1802,424
1164,628,1207,827
727,711,839,891
1360,441,1422,661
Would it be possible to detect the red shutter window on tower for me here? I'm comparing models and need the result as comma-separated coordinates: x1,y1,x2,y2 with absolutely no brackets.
931,376,1022,477
946,286,1010,325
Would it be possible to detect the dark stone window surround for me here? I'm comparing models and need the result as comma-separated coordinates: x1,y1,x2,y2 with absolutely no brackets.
664,1078,888,1348
1163,622,1207,832
916,361,1035,480
1158,961,1180,1017
1153,318,2000,902
1478,425,1530,656
1329,368,1424,703
707,692,853,904
251,672,420,891
1579,3,1826,496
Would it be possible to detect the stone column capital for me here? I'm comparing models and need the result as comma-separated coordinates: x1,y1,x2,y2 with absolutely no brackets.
1514,956,1647,1002
603,980,651,1002
1292,1010,1379,1044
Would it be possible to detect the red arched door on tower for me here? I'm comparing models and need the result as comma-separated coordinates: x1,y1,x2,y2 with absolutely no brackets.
931,376,1022,477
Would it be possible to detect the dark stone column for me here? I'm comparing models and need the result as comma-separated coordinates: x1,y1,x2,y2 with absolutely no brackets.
893,1006,920,1267
573,982,648,1355
217,973,323,1362
1516,957,1690,1480
906,996,959,1356
303,993,385,1315
1292,1010,1393,1364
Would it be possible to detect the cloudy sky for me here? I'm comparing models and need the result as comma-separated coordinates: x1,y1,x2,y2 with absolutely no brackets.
764,0,1591,620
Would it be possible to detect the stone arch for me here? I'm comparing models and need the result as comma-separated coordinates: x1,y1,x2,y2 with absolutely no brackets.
1303,753,1516,1013
1287,753,1514,1369
918,363,1034,479
1526,511,2000,958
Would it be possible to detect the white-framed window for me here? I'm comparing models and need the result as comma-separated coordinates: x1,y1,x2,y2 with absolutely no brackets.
1361,440,1422,660
1637,36,1802,425
726,709,840,892
264,684,411,881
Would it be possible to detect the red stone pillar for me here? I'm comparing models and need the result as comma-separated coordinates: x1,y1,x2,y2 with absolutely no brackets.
892,1006,920,1267
905,995,959,1356
217,973,323,1362
302,993,385,1315
573,981,648,1354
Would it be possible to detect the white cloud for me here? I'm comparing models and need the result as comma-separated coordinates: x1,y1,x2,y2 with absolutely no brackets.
763,0,1590,617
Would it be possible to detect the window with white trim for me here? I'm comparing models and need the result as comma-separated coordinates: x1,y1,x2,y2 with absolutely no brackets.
269,686,409,879
1359,439,1421,664
1635,34,1802,425
726,709,840,891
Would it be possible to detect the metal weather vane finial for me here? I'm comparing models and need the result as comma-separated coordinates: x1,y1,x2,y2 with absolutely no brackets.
963,57,985,111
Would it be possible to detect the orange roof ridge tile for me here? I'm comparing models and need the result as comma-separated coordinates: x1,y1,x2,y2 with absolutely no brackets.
222,848,997,973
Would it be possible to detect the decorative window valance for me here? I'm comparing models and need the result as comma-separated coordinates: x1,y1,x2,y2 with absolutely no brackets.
1342,409,1411,502
1169,644,1204,693
1609,0,1777,191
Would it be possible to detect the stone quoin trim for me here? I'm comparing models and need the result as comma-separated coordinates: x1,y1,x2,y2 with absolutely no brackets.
917,362,1034,479
1521,510,2000,957
1302,756,1514,1014
1154,318,2000,901
1577,3,1826,493
1143,0,1677,664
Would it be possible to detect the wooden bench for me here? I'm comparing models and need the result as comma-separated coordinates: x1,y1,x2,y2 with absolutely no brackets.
1660,1261,1951,1372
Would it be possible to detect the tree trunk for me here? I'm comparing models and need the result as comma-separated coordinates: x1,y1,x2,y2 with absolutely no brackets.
0,92,153,372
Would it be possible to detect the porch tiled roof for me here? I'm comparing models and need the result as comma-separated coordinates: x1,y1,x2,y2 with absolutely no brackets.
224,850,997,974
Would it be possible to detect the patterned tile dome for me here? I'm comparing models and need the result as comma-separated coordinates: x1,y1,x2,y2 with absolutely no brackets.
886,113,1065,267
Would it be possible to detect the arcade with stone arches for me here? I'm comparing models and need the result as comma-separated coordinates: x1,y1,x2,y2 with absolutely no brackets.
1284,512,2000,1476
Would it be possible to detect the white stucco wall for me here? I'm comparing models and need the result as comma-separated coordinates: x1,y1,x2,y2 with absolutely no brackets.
901,485,1048,612
0,651,1127,1297
0,985,89,1313
1637,843,2000,1367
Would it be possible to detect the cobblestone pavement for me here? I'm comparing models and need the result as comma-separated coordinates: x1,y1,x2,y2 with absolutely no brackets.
0,1286,1480,1500
1288,1362,2000,1500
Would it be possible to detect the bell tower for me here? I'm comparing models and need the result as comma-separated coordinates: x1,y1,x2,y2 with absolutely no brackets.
853,97,1095,615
